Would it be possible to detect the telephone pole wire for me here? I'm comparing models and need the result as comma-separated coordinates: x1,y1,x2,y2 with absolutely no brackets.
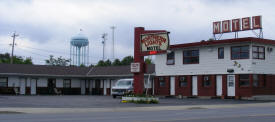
10,31,19,64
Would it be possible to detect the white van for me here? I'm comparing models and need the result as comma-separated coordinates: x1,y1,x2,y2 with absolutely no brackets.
112,79,133,98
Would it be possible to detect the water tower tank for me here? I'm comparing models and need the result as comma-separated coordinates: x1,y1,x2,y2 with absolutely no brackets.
70,31,89,66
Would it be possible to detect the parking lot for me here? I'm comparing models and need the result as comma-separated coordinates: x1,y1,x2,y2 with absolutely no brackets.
0,95,269,108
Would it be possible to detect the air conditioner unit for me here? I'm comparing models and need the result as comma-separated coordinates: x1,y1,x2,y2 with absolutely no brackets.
204,76,209,81
267,47,273,52
180,77,185,81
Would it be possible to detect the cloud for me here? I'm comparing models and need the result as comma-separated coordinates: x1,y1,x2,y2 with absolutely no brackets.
0,0,275,64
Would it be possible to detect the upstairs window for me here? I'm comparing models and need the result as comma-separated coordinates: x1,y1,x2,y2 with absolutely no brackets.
0,77,8,87
218,47,224,59
203,76,211,87
166,51,175,65
183,50,199,64
231,46,249,60
239,75,250,87
179,76,188,87
63,79,71,88
159,77,165,87
253,46,265,59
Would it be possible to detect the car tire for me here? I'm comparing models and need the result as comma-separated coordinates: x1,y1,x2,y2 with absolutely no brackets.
113,95,117,98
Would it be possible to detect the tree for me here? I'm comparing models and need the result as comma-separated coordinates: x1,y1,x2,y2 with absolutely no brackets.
120,56,134,65
45,55,70,66
145,58,153,64
112,59,121,66
0,53,33,64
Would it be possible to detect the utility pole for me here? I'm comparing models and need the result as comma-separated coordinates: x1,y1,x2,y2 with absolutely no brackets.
101,33,107,61
10,32,19,64
110,26,116,60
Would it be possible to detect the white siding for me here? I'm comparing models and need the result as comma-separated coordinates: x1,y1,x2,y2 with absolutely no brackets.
8,76,20,87
56,78,63,88
37,78,47,87
156,43,253,76
71,79,81,88
251,43,275,74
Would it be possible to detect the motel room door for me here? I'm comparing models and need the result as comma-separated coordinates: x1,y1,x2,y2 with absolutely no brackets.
30,79,37,95
192,76,198,96
227,75,235,97
19,78,26,95
216,75,223,96
170,77,175,96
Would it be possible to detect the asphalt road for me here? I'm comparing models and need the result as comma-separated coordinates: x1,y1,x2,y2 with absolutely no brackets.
0,95,267,108
1,95,275,122
1,105,275,122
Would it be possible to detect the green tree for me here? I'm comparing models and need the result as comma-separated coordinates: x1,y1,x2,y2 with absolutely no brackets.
121,56,134,65
0,53,33,64
112,59,121,66
45,55,70,66
145,58,153,64
105,59,112,66
96,60,106,66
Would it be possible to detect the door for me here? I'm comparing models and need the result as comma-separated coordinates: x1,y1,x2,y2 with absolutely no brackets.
192,76,198,96
216,75,223,96
20,78,26,95
94,80,101,95
227,75,235,96
30,79,37,95
81,80,86,95
170,77,175,96
48,79,56,94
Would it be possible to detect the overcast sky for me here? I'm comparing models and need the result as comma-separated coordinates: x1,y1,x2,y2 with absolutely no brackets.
0,0,274,65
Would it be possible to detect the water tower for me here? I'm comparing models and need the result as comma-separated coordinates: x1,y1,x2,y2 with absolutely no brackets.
70,30,89,66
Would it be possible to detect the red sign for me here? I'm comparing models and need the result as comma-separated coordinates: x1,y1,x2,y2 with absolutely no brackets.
213,16,262,34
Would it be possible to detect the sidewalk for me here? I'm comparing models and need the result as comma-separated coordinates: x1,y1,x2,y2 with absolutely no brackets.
1,102,275,114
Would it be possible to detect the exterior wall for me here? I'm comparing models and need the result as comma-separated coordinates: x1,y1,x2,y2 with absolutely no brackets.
156,43,253,76
197,75,216,96
251,43,275,74
175,76,192,96
71,79,81,88
8,76,20,87
154,76,170,96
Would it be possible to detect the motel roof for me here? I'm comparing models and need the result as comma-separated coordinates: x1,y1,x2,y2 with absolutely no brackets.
170,37,275,49
0,63,155,77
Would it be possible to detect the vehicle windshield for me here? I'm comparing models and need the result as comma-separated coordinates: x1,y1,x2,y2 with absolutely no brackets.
116,80,132,86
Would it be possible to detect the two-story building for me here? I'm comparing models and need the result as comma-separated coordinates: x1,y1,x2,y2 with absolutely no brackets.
154,37,275,98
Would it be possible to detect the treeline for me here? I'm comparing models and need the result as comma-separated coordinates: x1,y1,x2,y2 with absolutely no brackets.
95,56,152,67
0,53,33,64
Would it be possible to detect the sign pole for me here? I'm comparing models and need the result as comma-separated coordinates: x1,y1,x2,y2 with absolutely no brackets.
133,27,145,94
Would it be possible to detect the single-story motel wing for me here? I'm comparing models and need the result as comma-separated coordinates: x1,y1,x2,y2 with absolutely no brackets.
1,37,275,99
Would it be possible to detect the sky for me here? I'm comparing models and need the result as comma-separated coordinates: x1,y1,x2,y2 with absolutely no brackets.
0,0,275,65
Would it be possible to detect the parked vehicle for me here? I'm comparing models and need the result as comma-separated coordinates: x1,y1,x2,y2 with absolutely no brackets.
112,79,133,98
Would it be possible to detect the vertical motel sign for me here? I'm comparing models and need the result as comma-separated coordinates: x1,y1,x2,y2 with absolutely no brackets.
132,27,169,94
213,16,262,38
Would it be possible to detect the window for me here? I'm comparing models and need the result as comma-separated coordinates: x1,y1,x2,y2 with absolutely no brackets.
231,46,249,59
179,76,187,87
183,50,199,64
218,47,224,59
239,75,250,87
0,77,8,87
159,77,165,87
63,79,71,88
253,75,259,87
167,51,175,65
253,46,265,59
203,76,211,87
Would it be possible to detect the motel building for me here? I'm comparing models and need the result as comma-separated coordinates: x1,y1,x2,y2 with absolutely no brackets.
0,64,154,95
154,37,275,99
